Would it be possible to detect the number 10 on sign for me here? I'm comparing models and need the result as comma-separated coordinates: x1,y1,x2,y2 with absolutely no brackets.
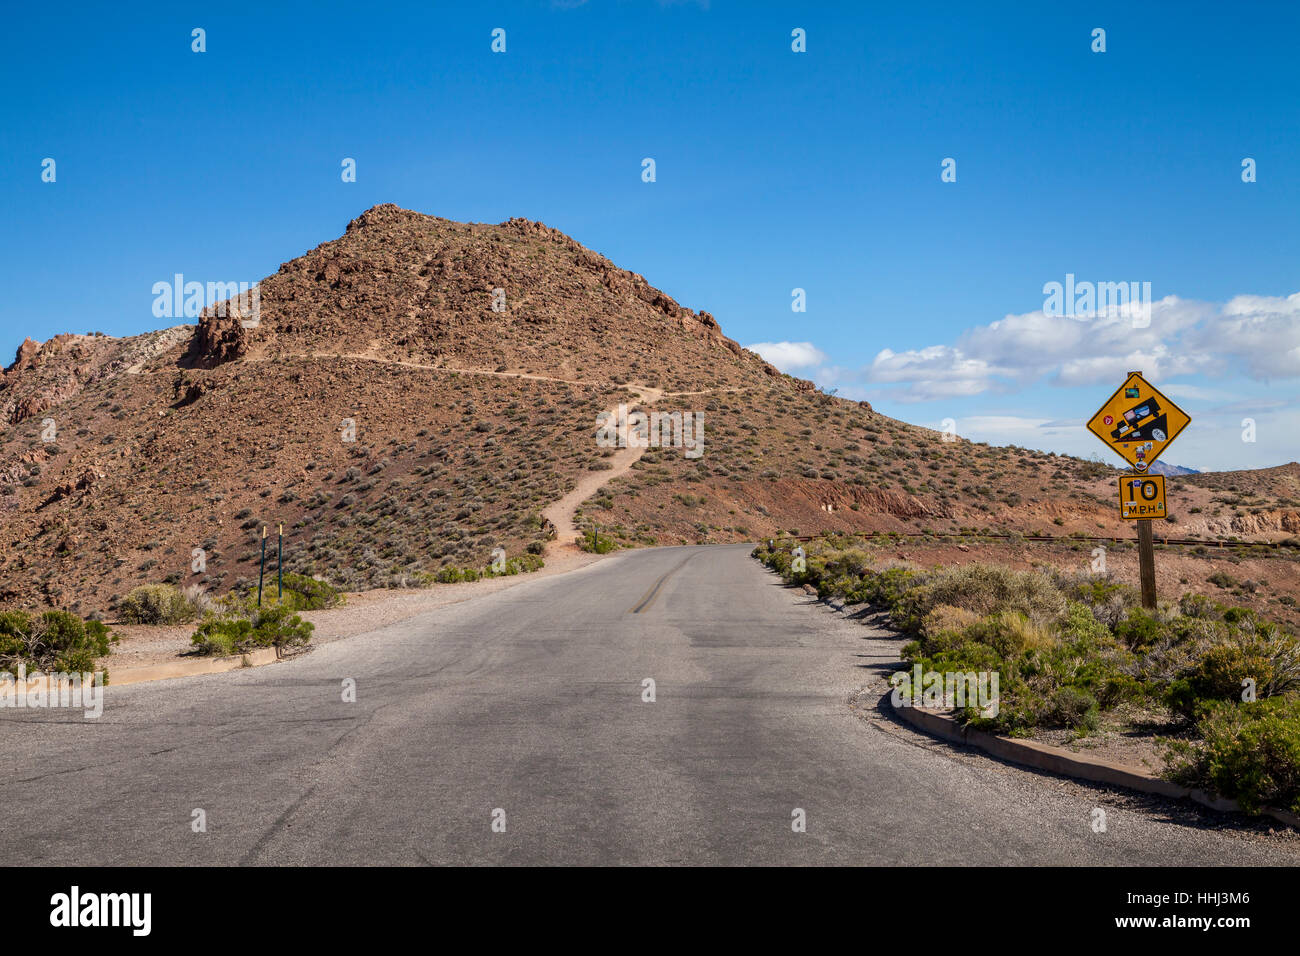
1118,474,1166,520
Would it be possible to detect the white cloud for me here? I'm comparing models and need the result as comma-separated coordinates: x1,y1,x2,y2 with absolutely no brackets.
916,399,1300,472
926,415,1115,462
745,341,828,371
862,346,1000,401
750,290,1300,466
1189,292,1300,379
856,292,1297,399
1154,383,1236,402
954,415,1071,435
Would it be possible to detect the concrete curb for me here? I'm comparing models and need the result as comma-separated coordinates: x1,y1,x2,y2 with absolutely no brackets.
109,647,281,687
878,689,1300,831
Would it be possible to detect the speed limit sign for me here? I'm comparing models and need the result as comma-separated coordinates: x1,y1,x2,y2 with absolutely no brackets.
1117,474,1166,520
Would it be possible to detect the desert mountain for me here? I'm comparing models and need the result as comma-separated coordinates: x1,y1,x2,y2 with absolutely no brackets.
190,204,770,388
1,204,1297,615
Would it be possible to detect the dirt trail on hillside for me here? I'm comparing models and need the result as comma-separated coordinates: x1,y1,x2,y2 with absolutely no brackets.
246,350,614,390
247,350,736,400
243,351,736,555
543,383,658,554
249,351,667,555
542,446,644,551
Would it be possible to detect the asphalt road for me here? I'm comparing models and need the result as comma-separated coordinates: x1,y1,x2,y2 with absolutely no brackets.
3,544,1297,865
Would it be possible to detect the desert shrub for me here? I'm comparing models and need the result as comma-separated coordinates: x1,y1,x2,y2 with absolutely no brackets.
117,583,206,625
580,529,616,554
1062,575,1139,628
1132,602,1225,670
1178,593,1219,619
754,539,814,582
811,547,875,599
908,600,1135,736
920,604,981,642
751,539,1295,740
489,554,544,576
1113,608,1169,651
0,612,28,664
421,553,546,584
893,564,1066,635
228,573,343,612
1222,606,1255,625
190,617,249,656
275,573,343,610
961,610,1056,659
1206,571,1239,590
1164,697,1300,813
191,606,313,656
1048,686,1100,733
1166,624,1300,718
0,610,115,675
434,565,482,583
856,567,921,613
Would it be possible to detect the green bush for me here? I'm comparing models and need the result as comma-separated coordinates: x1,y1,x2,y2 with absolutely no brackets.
892,564,1066,635
0,610,115,675
1207,571,1239,590
434,565,482,583
580,529,616,554
1113,608,1169,651
1165,697,1300,813
1178,593,1219,619
1063,576,1138,628
425,553,544,584
1049,686,1100,733
751,537,1293,740
117,584,205,625
486,553,545,577
896,593,1137,736
277,573,344,610
1166,624,1300,718
190,617,250,656
191,606,314,656
230,573,343,612
810,547,875,598
855,566,920,611
959,610,1055,659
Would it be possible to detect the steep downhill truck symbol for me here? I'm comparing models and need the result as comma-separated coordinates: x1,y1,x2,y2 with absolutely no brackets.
1087,371,1190,470
1109,397,1168,444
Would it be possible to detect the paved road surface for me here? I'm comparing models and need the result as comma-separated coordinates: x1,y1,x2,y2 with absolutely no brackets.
3,544,1297,865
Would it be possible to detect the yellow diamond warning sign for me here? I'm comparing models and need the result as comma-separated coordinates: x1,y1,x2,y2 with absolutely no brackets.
1118,474,1166,520
1087,372,1191,470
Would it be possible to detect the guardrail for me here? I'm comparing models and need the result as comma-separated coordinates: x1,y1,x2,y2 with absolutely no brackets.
778,530,1295,550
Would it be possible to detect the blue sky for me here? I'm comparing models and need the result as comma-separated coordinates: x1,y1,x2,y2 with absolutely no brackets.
3,1,1297,471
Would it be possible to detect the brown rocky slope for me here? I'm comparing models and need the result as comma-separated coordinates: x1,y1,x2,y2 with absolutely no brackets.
0,204,1295,615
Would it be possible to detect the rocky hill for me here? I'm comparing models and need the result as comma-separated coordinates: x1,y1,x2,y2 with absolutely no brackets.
1,204,1295,615
189,204,771,389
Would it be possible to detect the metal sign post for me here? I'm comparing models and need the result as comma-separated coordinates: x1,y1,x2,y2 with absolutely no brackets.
257,525,268,607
